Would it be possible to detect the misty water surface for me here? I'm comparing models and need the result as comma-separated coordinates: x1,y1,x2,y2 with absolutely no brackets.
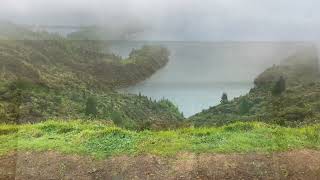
110,41,303,117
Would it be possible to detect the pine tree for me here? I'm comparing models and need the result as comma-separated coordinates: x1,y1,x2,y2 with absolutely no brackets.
221,92,228,104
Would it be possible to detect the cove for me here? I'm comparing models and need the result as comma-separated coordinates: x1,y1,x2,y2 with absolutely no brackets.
110,41,302,117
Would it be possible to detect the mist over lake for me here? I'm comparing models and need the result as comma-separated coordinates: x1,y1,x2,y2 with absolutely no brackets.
110,41,304,117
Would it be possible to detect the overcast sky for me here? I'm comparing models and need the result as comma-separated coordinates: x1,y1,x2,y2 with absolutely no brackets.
1,0,320,41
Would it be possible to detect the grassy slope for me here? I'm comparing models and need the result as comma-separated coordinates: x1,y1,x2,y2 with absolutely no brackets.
0,23,183,129
190,47,320,127
0,120,319,158
0,23,319,160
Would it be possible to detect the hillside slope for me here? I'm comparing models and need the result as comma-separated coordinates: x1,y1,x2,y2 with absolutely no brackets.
0,23,183,129
0,40,169,90
190,47,320,127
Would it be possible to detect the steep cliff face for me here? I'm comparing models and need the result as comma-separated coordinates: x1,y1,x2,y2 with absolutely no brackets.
189,47,320,127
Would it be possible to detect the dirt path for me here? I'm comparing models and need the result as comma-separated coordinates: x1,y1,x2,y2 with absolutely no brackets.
1,150,320,180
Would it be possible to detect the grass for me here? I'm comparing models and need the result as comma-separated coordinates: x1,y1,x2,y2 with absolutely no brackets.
0,120,319,159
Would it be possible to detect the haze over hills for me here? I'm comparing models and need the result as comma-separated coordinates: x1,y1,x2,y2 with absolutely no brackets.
190,47,320,127
3,0,320,41
1,17,320,180
0,22,183,130
2,0,320,179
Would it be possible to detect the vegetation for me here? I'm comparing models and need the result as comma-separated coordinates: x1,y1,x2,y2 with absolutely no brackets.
272,76,286,96
190,48,320,127
238,98,251,115
0,22,183,130
0,120,319,158
220,92,228,104
1,22,320,160
85,96,98,116
0,39,169,90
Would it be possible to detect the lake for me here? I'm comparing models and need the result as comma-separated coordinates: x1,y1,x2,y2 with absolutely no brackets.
109,41,307,117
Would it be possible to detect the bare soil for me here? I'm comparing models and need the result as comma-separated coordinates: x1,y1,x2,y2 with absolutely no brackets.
1,150,320,180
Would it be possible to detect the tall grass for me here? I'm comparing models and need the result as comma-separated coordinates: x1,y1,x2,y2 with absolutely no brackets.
0,120,319,159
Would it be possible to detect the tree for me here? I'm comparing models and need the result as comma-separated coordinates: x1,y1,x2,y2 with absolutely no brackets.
85,96,98,116
272,76,286,95
220,92,228,104
239,98,251,115
129,48,137,58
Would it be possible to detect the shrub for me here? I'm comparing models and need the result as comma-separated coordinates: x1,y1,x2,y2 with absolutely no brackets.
223,122,255,132
85,96,98,116
110,111,123,126
9,79,34,90
238,98,251,115
280,106,312,122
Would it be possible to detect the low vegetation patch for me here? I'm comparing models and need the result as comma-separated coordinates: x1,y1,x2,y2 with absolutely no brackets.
0,120,319,158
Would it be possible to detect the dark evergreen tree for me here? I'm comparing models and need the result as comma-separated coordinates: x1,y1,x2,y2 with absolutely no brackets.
85,96,98,116
220,92,228,104
272,76,286,95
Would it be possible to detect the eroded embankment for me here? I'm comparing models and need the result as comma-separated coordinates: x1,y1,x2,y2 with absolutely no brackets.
1,150,320,180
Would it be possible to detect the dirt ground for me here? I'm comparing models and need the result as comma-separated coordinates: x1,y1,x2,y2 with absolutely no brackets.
0,150,320,180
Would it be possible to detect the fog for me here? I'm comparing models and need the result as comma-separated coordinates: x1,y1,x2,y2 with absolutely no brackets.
2,0,320,41
110,41,315,116
1,0,320,116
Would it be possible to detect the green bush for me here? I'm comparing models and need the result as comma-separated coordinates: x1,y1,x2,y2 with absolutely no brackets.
85,96,98,116
224,122,255,132
280,106,313,122
238,98,252,115
110,111,123,126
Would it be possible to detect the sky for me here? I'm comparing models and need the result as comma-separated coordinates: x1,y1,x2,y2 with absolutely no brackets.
1,0,320,41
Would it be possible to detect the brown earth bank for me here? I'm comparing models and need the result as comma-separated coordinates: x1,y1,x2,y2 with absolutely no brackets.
1,150,320,180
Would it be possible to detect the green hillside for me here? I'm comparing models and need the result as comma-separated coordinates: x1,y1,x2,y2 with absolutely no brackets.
0,40,170,90
0,23,183,130
190,47,320,127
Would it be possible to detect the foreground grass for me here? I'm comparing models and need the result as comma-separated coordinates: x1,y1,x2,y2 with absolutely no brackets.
0,120,320,159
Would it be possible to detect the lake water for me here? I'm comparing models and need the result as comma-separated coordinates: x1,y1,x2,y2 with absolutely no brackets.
109,41,306,117
27,26,315,116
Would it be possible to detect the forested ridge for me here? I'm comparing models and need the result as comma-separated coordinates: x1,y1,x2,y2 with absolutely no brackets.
190,47,320,127
1,22,320,131
0,22,183,130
